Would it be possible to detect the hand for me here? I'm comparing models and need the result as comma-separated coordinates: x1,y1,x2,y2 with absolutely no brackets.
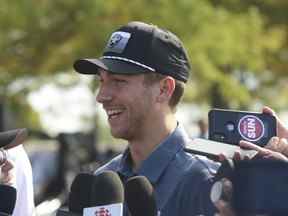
212,178,236,216
240,138,288,162
0,159,15,186
262,106,288,139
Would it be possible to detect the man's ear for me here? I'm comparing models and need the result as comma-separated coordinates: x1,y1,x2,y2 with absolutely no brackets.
157,76,175,103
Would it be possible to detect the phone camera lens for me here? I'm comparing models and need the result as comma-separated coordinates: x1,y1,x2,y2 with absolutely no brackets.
226,122,235,132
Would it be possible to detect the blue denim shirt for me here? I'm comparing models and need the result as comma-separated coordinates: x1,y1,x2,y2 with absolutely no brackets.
95,124,219,216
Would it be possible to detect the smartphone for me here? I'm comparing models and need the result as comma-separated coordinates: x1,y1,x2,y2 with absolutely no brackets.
208,108,277,147
185,138,257,161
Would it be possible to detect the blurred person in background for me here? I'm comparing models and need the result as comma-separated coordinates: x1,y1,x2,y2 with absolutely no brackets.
197,118,208,139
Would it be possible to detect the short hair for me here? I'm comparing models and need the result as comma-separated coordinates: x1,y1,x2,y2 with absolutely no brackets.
143,72,185,112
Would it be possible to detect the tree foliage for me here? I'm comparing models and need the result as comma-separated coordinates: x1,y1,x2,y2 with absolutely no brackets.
0,0,287,110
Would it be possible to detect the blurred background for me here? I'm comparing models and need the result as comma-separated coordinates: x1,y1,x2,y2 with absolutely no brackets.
0,0,288,215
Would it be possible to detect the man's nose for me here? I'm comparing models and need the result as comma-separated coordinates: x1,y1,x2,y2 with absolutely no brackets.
96,89,112,103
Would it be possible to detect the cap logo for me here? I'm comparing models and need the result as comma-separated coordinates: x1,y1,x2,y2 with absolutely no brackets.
238,115,265,142
104,31,131,54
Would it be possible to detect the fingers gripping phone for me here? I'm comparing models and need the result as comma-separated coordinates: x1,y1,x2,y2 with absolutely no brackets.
208,109,277,147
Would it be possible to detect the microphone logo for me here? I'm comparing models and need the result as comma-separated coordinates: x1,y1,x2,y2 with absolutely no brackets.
95,207,112,216
84,203,122,216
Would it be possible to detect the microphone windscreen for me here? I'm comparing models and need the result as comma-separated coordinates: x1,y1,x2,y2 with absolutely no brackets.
0,185,16,215
90,171,124,206
0,128,28,149
125,176,157,216
56,208,81,216
69,173,94,213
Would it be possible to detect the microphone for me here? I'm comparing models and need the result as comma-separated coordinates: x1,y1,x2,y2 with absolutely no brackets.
57,171,124,216
125,176,157,216
83,171,124,216
57,173,94,216
0,184,17,215
0,128,28,166
0,128,28,149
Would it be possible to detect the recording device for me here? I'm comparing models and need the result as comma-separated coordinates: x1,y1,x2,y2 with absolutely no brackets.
0,184,17,215
208,109,276,147
57,171,124,216
125,176,157,216
185,138,257,160
211,159,288,215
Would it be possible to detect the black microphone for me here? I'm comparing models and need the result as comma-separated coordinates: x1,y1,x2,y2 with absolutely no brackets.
0,128,29,166
125,176,157,216
83,170,124,216
0,128,28,149
0,184,17,216
57,173,94,216
57,171,124,216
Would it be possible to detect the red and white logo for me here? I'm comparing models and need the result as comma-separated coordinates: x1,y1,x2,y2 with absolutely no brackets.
238,115,265,142
95,207,111,216
84,203,123,216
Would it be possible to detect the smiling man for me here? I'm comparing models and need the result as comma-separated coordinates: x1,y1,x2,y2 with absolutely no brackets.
74,21,219,216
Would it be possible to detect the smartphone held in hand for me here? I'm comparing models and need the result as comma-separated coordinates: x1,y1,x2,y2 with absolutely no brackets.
208,109,277,147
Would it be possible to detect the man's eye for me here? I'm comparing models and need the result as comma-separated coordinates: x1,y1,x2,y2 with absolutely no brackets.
114,79,126,84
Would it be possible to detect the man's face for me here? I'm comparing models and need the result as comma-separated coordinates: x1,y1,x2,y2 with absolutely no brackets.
96,70,159,140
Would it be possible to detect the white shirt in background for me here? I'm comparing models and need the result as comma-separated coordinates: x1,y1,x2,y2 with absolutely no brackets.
8,145,35,216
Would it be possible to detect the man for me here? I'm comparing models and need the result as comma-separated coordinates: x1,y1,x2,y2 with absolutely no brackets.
74,21,218,215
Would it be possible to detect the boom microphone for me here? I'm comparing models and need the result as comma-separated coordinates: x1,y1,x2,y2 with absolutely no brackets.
125,176,157,216
83,171,124,216
0,184,17,215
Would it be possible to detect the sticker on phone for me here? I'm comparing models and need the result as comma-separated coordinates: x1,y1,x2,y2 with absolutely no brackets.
238,115,265,142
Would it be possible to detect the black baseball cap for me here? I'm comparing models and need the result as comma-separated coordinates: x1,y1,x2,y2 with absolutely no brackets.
73,21,191,82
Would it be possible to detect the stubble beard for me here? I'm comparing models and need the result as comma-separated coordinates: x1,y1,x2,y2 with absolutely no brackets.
110,111,146,142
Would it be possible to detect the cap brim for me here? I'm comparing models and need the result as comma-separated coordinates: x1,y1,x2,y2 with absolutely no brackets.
73,58,151,75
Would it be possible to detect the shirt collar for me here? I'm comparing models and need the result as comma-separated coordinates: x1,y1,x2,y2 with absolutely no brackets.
117,123,190,183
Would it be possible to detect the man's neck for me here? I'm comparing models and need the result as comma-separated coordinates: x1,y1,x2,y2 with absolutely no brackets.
129,115,177,171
